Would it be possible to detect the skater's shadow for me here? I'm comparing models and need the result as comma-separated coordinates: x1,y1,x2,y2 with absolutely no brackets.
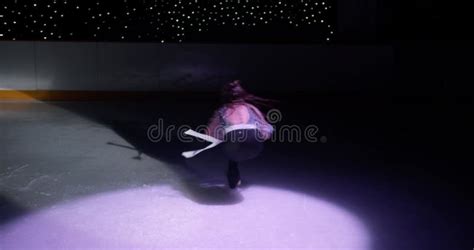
0,195,27,225
177,180,244,205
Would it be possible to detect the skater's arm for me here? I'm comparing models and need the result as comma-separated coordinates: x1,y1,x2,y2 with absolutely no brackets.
247,104,273,140
206,108,228,140
206,110,220,137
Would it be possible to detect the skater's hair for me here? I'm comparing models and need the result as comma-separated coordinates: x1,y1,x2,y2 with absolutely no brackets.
221,80,276,110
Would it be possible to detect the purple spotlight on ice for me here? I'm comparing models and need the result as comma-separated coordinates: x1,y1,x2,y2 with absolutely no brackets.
0,186,370,249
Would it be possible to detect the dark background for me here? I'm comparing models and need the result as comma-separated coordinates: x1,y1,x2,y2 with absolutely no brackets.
1,0,471,43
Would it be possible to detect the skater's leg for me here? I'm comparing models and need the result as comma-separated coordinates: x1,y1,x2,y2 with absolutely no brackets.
227,160,241,189
223,129,262,189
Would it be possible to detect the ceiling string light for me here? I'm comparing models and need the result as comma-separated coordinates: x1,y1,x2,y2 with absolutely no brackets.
0,0,335,43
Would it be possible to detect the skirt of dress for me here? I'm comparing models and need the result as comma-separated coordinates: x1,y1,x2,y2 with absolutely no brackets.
222,129,263,162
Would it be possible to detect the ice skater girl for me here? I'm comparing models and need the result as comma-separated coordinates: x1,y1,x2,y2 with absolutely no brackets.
182,80,274,188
